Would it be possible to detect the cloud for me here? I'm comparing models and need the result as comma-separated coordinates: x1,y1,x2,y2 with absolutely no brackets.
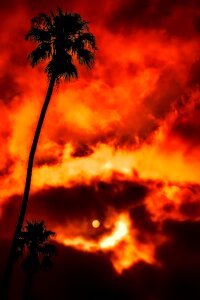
1,182,200,299
1,1,200,298
0,73,21,104
105,0,200,37
130,204,158,233
168,92,200,148
27,180,148,226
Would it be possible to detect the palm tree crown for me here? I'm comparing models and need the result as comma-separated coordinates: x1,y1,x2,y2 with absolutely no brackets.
15,221,57,300
25,7,97,81
16,220,57,272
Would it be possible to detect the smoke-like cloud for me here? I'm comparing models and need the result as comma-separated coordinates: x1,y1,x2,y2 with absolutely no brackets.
1,0,200,299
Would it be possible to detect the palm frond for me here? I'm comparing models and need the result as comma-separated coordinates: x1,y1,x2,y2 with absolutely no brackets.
40,243,58,256
77,48,94,68
73,32,96,51
57,7,65,18
55,62,78,82
25,28,51,42
42,230,56,241
45,53,77,80
63,62,78,80
31,13,52,30
50,10,56,21
28,43,51,67
63,12,88,34
45,60,56,79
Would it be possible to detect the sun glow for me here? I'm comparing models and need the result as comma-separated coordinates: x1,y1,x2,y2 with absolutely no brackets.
56,213,157,273
92,219,101,228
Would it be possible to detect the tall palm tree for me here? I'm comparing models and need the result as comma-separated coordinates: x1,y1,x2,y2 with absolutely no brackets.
16,220,57,300
1,7,96,299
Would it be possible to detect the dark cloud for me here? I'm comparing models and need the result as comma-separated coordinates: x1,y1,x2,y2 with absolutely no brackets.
155,220,200,299
0,195,21,238
70,143,94,157
181,201,200,217
105,0,200,37
0,240,119,300
2,237,200,300
179,186,200,218
0,0,73,13
163,269,200,300
96,180,148,208
119,262,163,300
28,185,105,225
1,186,200,299
170,103,200,147
161,220,200,251
24,0,77,17
48,245,118,300
144,69,183,119
0,0,20,13
0,73,21,103
1,0,198,37
130,204,158,233
188,59,200,87
34,156,61,167
0,180,148,239
27,181,148,226
0,157,14,177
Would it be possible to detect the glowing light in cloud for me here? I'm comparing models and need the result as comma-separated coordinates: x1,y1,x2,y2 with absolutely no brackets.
100,215,128,248
56,213,157,273
92,219,100,228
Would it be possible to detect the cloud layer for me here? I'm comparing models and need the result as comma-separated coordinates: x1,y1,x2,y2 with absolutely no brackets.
1,1,200,299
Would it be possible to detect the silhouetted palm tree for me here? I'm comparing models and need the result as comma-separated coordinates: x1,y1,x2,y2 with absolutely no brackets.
1,7,96,299
16,221,57,300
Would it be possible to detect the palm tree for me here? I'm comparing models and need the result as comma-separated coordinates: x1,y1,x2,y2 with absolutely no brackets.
16,220,57,300
1,7,96,299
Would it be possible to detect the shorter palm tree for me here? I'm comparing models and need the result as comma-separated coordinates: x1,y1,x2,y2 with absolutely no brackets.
16,220,57,300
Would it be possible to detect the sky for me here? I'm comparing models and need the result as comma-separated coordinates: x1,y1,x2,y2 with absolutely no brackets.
1,0,200,299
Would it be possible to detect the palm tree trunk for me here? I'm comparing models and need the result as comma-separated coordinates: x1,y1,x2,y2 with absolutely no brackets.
22,270,35,300
1,75,56,300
